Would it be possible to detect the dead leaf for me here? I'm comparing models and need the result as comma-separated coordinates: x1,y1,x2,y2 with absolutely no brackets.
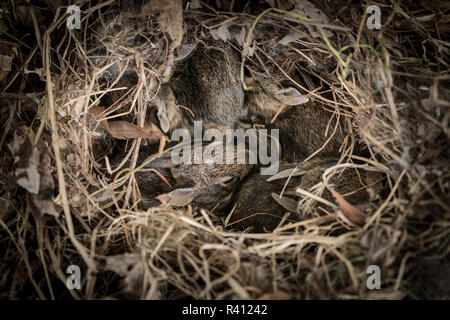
229,26,246,46
189,0,202,9
332,190,366,227
142,0,184,48
93,186,115,203
29,151,58,217
174,43,197,61
87,107,168,155
108,120,166,142
271,193,298,212
257,291,290,300
211,23,230,42
287,0,333,38
0,40,16,62
7,132,59,218
7,133,40,194
31,149,59,218
158,188,196,206
157,135,168,157
30,194,59,218
0,54,13,83
277,30,304,46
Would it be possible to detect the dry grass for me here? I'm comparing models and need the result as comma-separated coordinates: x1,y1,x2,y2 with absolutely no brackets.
0,0,449,299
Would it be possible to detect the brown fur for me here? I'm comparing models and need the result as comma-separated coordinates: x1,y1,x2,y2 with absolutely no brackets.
154,42,247,133
245,77,347,162
130,144,254,212
229,158,384,232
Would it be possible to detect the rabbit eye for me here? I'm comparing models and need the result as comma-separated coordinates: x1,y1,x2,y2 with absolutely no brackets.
218,176,237,187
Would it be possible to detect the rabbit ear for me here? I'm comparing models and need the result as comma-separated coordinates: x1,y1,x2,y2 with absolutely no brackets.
167,187,196,206
174,43,197,62
217,176,235,184
154,86,179,133
267,167,306,182
276,87,309,106
157,107,171,133
271,193,298,212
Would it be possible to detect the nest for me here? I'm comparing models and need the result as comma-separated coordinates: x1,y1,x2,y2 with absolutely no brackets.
0,0,449,299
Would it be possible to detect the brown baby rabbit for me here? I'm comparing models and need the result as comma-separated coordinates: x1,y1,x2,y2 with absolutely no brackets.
228,158,384,232
129,142,254,212
154,42,248,134
245,76,347,162
228,161,302,232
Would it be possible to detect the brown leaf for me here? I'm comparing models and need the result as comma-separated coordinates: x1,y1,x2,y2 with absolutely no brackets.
7,133,40,194
277,30,304,46
157,135,168,157
271,193,298,212
8,132,59,217
230,27,246,46
87,107,168,153
0,41,15,83
142,0,183,48
286,0,333,38
332,190,366,227
30,194,59,218
29,151,59,218
189,0,202,9
174,43,197,61
0,55,12,82
157,187,196,207
107,120,165,142
211,23,230,42
257,291,290,300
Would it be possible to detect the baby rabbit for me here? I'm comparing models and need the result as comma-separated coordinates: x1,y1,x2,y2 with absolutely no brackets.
228,161,302,232
228,158,384,232
154,42,248,134
244,76,347,162
127,142,254,212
